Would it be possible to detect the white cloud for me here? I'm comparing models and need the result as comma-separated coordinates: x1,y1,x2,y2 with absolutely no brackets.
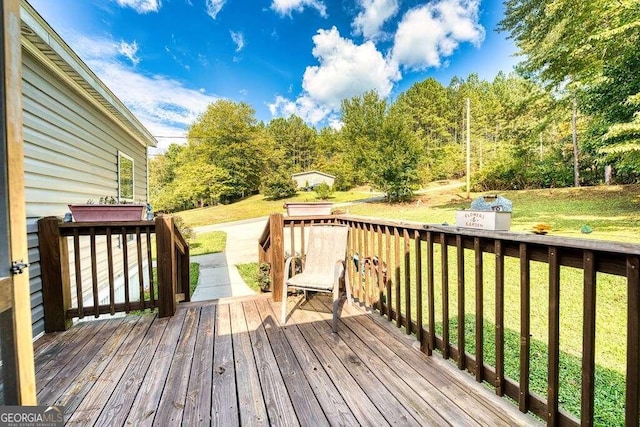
352,0,399,40
205,0,226,19
303,27,399,108
268,26,399,124
115,0,160,13
270,0,327,18
268,95,334,125
392,0,484,70
65,32,219,154
230,31,245,52
118,40,140,65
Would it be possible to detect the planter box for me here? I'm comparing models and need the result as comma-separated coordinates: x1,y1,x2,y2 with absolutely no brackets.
68,204,146,222
455,210,511,231
284,202,333,216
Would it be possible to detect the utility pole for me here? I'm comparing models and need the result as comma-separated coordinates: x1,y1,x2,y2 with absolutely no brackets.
466,98,471,199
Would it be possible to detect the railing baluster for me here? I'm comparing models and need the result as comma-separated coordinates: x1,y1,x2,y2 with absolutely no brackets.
73,229,83,319
626,255,640,426
519,243,530,411
121,227,130,312
361,223,372,307
289,222,295,278
357,223,367,304
136,227,144,307
385,225,392,322
415,230,423,349
106,227,115,315
495,240,504,396
442,233,450,360
581,250,596,425
427,232,435,355
369,224,380,310
146,226,155,308
456,234,465,370
300,221,306,258
474,237,484,382
90,227,99,318
377,224,384,313
404,229,411,335
548,246,560,425
347,220,355,298
394,227,401,328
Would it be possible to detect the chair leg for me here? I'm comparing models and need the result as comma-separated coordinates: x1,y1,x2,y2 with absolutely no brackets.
332,283,340,333
281,284,288,325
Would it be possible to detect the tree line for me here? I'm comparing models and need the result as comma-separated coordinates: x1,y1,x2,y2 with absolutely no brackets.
150,1,639,213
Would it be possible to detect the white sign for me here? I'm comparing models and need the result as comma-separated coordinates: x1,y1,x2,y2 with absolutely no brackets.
455,210,511,231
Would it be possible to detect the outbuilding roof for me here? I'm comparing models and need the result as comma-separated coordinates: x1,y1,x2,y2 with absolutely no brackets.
291,170,336,179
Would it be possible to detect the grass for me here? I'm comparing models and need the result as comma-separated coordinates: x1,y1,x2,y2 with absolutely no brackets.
136,262,200,314
177,188,380,227
236,262,262,293
446,316,626,426
346,184,640,243
190,231,226,256
360,239,628,424
189,262,200,295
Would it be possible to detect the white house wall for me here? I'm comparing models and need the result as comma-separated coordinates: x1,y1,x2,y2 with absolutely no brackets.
22,49,149,337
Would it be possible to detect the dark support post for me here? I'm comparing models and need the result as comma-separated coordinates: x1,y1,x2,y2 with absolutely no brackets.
156,215,176,317
269,213,284,302
181,244,190,302
37,217,72,332
626,255,640,426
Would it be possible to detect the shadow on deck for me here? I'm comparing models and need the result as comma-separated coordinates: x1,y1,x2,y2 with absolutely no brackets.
34,294,539,426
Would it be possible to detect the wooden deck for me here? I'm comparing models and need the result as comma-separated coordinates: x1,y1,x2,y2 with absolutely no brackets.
34,294,539,426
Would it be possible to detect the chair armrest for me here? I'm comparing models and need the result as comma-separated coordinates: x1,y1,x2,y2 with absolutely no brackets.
284,255,303,281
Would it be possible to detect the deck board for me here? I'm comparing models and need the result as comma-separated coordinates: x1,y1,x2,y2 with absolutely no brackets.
34,294,540,426
210,303,239,426
183,304,216,425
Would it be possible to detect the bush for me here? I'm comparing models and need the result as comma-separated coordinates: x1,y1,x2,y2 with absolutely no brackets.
261,173,297,200
314,182,333,200
172,215,195,242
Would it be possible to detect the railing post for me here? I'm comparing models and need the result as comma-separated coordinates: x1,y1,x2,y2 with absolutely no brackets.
626,255,640,426
37,217,72,332
181,244,190,302
156,215,176,317
269,213,285,302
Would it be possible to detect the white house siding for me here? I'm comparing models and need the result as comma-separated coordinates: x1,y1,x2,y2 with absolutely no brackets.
22,50,149,337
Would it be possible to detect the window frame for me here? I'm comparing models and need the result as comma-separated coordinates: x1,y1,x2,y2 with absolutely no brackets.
117,151,135,202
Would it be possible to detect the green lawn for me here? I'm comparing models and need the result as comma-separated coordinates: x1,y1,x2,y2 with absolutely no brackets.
190,231,226,256
176,189,379,227
236,262,261,293
347,184,640,243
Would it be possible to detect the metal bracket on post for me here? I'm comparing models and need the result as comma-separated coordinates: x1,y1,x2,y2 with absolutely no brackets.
10,260,29,275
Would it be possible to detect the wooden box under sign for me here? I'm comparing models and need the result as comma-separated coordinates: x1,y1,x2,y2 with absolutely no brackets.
455,210,511,231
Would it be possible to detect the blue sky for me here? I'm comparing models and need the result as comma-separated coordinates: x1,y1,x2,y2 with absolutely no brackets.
27,0,518,153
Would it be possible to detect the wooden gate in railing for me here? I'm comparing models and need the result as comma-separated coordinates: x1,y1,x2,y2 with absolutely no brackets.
38,214,189,332
260,212,640,426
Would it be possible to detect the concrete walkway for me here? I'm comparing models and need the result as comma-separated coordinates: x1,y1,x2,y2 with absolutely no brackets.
190,217,268,301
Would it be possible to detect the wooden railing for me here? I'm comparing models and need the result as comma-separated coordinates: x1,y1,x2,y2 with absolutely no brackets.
260,212,640,426
38,215,190,332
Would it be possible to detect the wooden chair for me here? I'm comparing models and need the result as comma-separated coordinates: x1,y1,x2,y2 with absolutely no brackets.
281,224,352,332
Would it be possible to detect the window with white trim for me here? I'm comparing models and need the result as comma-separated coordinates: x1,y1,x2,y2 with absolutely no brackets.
118,152,134,202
